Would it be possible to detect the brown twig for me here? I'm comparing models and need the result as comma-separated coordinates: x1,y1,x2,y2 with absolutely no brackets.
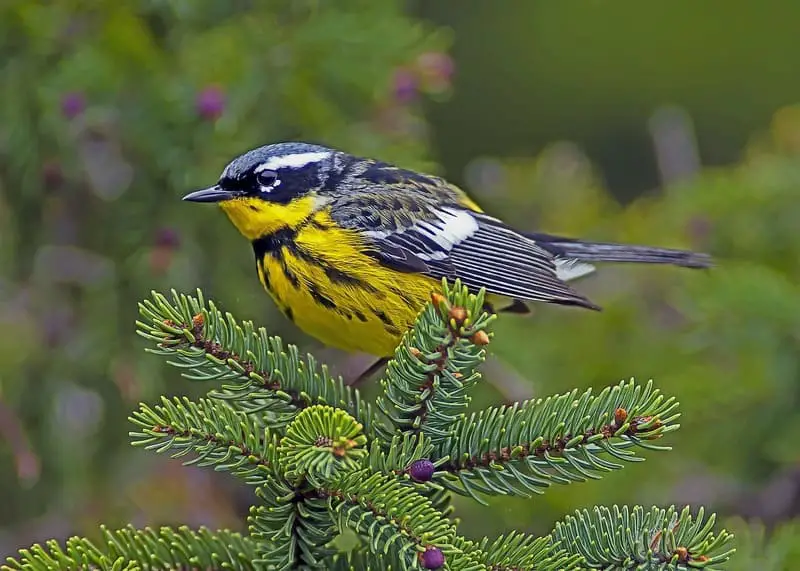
446,407,662,472
158,313,308,408
152,424,271,469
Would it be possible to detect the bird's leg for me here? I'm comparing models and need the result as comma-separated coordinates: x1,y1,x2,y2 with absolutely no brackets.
346,356,390,387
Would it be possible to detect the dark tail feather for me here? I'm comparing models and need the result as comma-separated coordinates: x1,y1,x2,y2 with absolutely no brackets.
526,233,713,269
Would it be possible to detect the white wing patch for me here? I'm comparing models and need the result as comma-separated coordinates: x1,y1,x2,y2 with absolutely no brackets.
554,258,596,282
256,151,332,172
365,207,479,261
365,207,598,308
417,208,479,253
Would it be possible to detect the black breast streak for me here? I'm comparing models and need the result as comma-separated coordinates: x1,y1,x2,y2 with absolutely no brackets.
252,215,379,320
252,227,301,288
256,258,270,290
373,309,395,330
307,281,351,319
291,242,377,293
254,222,349,318
387,285,416,307
279,257,300,288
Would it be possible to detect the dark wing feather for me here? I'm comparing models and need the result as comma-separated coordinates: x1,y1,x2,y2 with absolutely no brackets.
326,159,598,309
354,209,598,309
428,216,599,309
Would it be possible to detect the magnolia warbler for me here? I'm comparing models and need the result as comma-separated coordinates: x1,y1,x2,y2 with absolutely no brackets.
183,143,711,358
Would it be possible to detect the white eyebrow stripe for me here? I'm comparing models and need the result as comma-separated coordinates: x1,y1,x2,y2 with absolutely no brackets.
255,151,332,172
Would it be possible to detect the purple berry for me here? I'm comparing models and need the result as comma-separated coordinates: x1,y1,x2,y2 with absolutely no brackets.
408,459,435,482
392,68,419,104
420,547,445,570
61,91,85,119
196,85,225,120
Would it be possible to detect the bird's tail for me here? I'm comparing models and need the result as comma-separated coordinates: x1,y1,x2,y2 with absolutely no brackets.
527,233,713,269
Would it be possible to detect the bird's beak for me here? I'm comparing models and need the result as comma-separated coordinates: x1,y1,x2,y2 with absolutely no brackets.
181,185,238,203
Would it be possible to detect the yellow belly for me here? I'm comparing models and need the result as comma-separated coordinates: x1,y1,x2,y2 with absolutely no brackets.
255,218,440,357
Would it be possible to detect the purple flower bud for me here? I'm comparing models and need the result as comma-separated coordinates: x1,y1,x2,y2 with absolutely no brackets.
392,68,419,104
196,85,226,120
61,91,86,119
420,547,445,570
154,227,180,249
408,459,435,482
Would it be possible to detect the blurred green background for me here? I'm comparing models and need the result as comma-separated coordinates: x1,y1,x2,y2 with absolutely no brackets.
2,0,800,565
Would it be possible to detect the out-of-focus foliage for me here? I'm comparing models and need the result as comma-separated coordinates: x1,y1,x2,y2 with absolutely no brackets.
1,0,799,566
0,0,449,556
452,110,800,552
417,0,800,196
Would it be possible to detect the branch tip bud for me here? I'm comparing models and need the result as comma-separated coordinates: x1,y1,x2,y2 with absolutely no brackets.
470,330,490,346
448,306,467,326
191,313,204,329
430,292,447,307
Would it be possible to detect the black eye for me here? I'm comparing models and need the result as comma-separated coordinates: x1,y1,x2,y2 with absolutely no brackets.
255,169,279,191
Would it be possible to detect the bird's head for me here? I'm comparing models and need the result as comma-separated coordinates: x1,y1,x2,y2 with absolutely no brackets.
183,142,339,240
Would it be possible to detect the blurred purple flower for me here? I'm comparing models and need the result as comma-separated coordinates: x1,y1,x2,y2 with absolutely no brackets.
392,68,419,104
60,91,85,119
196,85,226,120
42,306,74,348
154,227,181,249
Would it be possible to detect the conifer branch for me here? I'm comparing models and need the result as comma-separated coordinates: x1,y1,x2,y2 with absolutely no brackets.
328,545,483,571
136,290,382,437
366,432,435,475
474,532,583,571
377,279,495,443
7,284,737,570
129,396,279,486
279,405,368,487
323,469,462,569
2,526,257,571
249,484,336,570
436,379,678,503
552,505,736,569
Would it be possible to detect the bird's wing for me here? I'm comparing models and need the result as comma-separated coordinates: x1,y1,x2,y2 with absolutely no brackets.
329,169,598,309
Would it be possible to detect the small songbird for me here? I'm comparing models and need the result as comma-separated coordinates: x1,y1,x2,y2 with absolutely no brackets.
183,142,711,359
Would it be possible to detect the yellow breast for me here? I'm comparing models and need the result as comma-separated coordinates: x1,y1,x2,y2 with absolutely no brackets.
253,210,438,356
